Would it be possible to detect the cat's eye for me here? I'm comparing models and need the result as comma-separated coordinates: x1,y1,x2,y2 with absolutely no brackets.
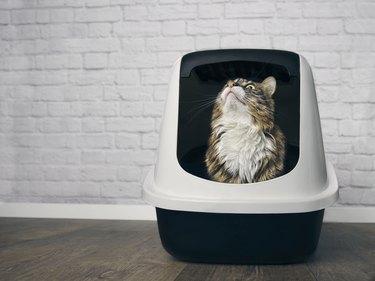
246,84,255,90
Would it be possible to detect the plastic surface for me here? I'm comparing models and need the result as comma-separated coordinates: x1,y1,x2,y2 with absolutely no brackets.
156,208,324,264
143,50,339,214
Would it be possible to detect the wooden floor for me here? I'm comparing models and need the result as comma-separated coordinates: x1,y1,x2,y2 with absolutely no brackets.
0,219,374,281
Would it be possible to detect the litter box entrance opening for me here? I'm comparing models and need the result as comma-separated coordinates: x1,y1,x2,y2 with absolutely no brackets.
177,50,300,182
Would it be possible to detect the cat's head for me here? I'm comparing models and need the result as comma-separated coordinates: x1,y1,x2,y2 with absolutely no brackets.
214,76,277,130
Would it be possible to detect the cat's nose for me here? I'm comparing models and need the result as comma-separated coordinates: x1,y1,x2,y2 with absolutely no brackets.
227,81,237,87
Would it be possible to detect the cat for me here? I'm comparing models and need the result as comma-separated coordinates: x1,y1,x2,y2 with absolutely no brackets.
205,76,285,184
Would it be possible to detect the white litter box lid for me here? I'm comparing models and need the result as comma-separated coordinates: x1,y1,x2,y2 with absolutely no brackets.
143,50,339,214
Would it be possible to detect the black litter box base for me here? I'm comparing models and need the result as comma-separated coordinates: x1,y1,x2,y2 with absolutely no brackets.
156,208,324,265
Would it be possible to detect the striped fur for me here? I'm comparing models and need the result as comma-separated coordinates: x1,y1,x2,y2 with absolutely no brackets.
205,77,286,184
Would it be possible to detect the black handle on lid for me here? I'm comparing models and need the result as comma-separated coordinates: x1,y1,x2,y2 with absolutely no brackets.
180,49,300,78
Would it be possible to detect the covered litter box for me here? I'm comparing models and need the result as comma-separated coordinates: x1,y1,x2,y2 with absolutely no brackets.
143,49,338,264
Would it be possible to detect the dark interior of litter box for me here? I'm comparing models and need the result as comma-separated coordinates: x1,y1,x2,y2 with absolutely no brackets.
177,50,300,182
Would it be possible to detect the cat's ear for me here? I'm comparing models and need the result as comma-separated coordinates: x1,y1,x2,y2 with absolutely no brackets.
261,76,276,96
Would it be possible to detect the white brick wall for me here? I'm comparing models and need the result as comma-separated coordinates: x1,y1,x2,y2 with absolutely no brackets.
0,0,374,206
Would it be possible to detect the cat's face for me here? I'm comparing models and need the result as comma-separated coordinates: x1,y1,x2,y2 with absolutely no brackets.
216,76,277,130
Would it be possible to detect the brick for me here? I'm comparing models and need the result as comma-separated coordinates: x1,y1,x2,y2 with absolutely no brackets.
70,71,115,86
195,35,220,50
103,86,153,101
352,69,374,84
313,69,340,85
101,183,141,198
339,86,371,103
225,3,275,18
77,134,112,149
15,25,41,40
338,187,363,205
357,3,375,18
12,134,44,148
143,101,164,117
146,37,194,51
84,53,107,69
63,182,101,197
88,23,112,37
108,53,156,68
38,0,84,7
271,36,298,51
123,5,148,21
221,35,271,48
319,103,351,119
80,151,104,166
82,118,104,132
187,20,238,35
120,102,143,116
362,189,375,205
11,10,35,24
265,19,316,35
157,52,181,67
0,181,12,196
275,3,302,18
321,119,338,137
314,53,340,68
47,102,72,116
352,155,374,171
50,9,74,23
354,137,375,154
106,150,155,165
336,169,351,187
28,182,64,197
81,167,117,181
14,166,44,181
352,171,375,188
9,102,31,117
44,54,82,69
339,120,370,136
141,69,170,85
345,20,375,34
75,7,122,22
0,11,10,24
299,36,351,51
303,3,353,18
162,21,185,36
36,10,49,23
44,135,75,148
148,5,196,20
118,166,141,181
317,19,343,35
85,0,109,7
115,70,139,85
198,4,224,19
142,133,159,149
341,53,375,69
239,20,264,34
121,38,145,52
352,104,375,120
316,86,339,102
113,22,161,37
41,151,80,165
44,166,80,181
74,85,102,101
106,117,154,132
41,118,80,133
49,38,120,53
116,133,140,149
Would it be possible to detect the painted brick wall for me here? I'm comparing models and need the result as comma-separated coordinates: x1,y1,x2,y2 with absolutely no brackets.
0,0,374,206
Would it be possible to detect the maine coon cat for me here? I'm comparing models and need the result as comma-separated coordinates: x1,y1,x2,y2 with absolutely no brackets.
205,76,285,184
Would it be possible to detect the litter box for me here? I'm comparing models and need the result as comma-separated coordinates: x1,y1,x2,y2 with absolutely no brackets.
143,49,338,264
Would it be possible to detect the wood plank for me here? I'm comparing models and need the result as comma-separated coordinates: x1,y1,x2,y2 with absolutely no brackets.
0,219,374,281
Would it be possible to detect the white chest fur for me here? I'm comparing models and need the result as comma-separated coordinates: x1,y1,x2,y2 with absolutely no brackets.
214,109,274,182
